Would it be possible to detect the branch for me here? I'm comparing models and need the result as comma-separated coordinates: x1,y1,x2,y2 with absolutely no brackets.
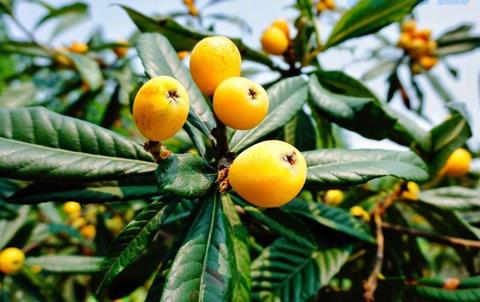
382,223,480,249
363,184,404,302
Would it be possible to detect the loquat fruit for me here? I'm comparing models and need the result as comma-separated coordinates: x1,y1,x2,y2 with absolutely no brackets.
133,76,190,141
0,247,25,274
177,51,189,60
272,19,290,37
189,36,241,96
443,277,460,290
402,182,420,200
324,0,336,10
80,225,96,240
324,190,344,206
442,148,472,177
69,42,88,54
228,140,307,208
402,20,417,34
213,77,269,130
261,26,289,56
63,201,81,216
419,56,438,70
113,40,129,58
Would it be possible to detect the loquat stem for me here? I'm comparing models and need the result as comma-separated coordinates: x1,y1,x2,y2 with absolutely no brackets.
363,184,404,302
382,223,480,249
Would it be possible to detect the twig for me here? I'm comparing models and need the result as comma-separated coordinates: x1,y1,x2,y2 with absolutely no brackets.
10,14,55,56
363,184,404,302
382,223,480,249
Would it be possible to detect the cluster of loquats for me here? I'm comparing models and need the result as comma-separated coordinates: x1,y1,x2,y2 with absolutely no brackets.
316,0,336,13
261,19,290,56
63,201,97,240
0,247,25,275
132,35,307,209
397,20,438,74
183,0,199,16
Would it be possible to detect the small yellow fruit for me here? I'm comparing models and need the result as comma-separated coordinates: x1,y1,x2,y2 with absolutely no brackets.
402,182,420,200
316,2,327,12
419,56,438,70
188,5,199,16
398,33,413,49
69,42,88,54
190,36,241,96
411,62,422,75
228,140,307,208
71,217,87,229
410,38,427,55
31,265,42,274
402,20,417,34
261,26,289,56
272,19,290,37
0,247,25,274
443,277,460,290
426,40,438,55
133,76,190,141
416,28,432,40
350,206,370,222
177,51,189,60
213,77,269,130
63,201,81,215
443,148,472,177
324,0,336,10
324,190,344,205
113,40,129,58
80,225,96,240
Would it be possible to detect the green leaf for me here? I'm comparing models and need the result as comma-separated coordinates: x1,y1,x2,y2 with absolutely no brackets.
0,82,38,108
304,148,429,186
0,107,149,160
233,195,317,249
122,5,275,68
417,275,480,289
284,109,317,151
222,195,251,302
436,24,480,57
419,187,480,211
0,0,12,15
8,175,158,204
95,198,177,294
136,33,215,139
0,40,50,57
156,154,215,198
309,75,429,150
316,70,379,101
252,238,352,302
0,107,155,181
429,114,471,175
65,53,103,91
0,206,30,249
35,2,88,28
411,285,480,302
26,256,103,273
161,192,235,302
284,200,374,243
325,0,421,48
0,138,156,181
230,76,308,152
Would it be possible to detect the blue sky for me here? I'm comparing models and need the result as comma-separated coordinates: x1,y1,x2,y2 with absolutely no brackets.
8,0,480,151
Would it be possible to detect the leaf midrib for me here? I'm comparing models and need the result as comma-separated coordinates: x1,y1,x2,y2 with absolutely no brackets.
199,193,218,301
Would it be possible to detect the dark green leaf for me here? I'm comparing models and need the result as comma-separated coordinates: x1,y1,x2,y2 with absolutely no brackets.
284,200,374,243
222,194,251,302
252,238,352,302
26,256,103,273
95,198,177,294
8,175,158,204
419,187,480,211
122,5,275,68
136,33,216,139
0,40,50,57
411,285,480,302
65,53,103,91
429,114,471,175
0,206,30,249
325,0,421,48
161,192,235,301
233,195,317,249
284,109,317,151
316,70,379,101
304,148,429,186
156,154,215,198
230,76,308,152
309,75,430,150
